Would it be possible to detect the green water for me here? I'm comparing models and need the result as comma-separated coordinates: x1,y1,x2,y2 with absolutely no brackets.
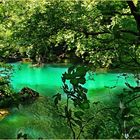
0,63,138,138
11,63,137,100
11,63,67,96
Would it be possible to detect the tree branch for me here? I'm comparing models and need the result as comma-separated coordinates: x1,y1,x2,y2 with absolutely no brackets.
127,0,140,34
103,11,132,16
64,23,139,37
83,29,139,37
119,29,139,36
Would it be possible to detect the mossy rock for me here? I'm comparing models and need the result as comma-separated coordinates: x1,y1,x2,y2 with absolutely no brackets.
0,87,39,108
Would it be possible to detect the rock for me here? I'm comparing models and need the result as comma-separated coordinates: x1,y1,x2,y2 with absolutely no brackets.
19,87,39,98
0,109,9,121
30,63,44,68
0,88,39,109
22,58,32,63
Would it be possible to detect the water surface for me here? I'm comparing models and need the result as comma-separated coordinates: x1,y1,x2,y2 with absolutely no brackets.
0,63,138,138
11,63,137,100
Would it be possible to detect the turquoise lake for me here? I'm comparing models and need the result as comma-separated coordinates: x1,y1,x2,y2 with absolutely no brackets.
0,62,138,139
10,63,137,100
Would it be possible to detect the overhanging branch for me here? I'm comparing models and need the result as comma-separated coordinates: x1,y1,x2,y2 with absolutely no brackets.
103,11,132,16
119,29,139,36
81,29,139,37
64,23,139,37
127,0,140,33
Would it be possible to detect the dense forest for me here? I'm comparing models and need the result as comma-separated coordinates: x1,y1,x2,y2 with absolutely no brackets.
0,0,140,139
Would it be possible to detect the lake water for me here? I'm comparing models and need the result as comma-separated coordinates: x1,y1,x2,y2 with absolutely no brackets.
11,63,137,100
0,62,138,139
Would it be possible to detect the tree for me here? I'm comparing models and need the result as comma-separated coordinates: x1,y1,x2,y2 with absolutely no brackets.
9,0,139,67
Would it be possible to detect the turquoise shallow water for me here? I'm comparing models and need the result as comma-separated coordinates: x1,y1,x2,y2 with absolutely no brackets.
11,63,67,96
0,63,138,138
10,63,137,100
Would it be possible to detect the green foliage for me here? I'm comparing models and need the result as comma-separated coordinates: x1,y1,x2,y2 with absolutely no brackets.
53,66,140,139
52,93,61,106
0,0,140,138
62,66,89,109
0,0,139,67
0,63,39,108
53,66,90,138
74,110,84,119
0,63,17,107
